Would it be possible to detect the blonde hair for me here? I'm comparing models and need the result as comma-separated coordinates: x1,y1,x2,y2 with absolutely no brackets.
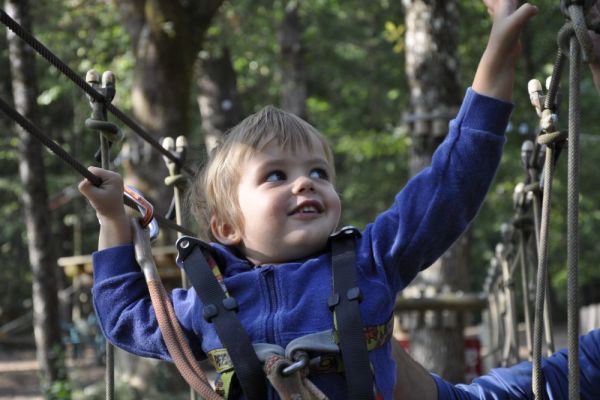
188,105,335,242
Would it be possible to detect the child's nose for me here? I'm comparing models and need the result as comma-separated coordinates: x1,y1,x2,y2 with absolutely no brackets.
292,175,315,193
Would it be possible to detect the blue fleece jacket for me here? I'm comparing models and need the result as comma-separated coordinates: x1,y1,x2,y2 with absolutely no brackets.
434,329,600,399
91,88,512,399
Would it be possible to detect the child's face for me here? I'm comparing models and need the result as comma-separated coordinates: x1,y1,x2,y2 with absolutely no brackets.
232,138,341,265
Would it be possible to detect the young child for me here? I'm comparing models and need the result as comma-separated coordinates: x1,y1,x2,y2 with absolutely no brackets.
79,1,537,398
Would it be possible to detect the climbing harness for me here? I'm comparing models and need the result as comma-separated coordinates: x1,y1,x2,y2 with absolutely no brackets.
328,227,375,400
207,322,392,377
175,227,383,399
177,237,267,400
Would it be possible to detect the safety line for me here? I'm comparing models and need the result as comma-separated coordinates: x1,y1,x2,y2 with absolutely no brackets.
0,96,195,237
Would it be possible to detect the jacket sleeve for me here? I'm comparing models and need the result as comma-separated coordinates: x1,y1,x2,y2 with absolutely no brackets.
91,244,204,361
433,329,600,400
360,88,512,292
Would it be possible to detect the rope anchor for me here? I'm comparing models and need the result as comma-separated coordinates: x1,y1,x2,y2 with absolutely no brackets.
84,69,123,163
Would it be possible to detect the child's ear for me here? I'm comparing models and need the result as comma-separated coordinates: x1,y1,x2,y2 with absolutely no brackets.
210,216,242,245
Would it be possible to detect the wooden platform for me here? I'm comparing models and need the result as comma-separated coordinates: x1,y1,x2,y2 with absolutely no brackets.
57,245,181,280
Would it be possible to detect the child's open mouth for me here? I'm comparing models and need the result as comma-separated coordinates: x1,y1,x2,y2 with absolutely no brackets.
289,200,323,215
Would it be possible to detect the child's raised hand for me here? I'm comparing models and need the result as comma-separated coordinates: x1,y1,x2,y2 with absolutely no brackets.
78,167,126,220
473,0,538,101
484,0,538,60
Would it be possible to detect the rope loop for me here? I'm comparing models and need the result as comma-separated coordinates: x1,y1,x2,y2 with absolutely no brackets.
559,1,595,62
537,129,568,146
164,174,187,189
560,0,596,18
84,118,123,143
523,182,540,195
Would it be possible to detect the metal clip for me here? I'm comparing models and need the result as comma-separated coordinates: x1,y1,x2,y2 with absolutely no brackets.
280,351,309,376
123,185,159,241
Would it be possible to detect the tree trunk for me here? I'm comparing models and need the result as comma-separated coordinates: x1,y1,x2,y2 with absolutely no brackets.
196,47,242,153
110,1,223,394
277,1,307,120
114,0,223,212
5,0,66,389
402,0,468,383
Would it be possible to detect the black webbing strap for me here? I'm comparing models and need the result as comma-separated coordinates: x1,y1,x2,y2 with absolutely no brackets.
328,227,374,400
176,237,266,400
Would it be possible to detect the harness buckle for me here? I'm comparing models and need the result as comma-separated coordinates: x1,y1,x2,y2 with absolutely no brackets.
280,351,309,376
329,225,361,240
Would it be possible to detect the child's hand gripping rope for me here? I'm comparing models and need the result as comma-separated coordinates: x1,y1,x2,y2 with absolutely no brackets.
474,0,538,101
78,167,132,249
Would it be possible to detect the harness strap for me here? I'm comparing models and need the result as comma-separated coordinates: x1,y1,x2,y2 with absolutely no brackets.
176,237,266,400
328,227,375,400
208,320,393,375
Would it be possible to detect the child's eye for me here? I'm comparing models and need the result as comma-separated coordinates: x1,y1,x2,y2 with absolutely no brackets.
265,170,287,182
309,168,329,180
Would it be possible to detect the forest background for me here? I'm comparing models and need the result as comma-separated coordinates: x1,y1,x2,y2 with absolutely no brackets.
1,0,600,397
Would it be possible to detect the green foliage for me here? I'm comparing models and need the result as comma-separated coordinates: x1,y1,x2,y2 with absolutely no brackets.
0,0,132,325
3,0,600,343
43,379,72,400
209,0,408,228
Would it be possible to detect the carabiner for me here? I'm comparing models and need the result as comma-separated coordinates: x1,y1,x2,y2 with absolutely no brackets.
280,351,309,376
123,185,159,241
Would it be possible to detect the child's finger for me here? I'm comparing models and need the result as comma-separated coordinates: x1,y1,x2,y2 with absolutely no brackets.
509,3,538,29
78,178,90,194
484,0,518,20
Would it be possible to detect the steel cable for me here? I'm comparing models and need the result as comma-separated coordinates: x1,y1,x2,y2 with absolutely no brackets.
0,96,195,236
0,9,195,176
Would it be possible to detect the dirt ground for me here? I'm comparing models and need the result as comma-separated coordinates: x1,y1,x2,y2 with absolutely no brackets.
0,347,41,399
0,343,104,400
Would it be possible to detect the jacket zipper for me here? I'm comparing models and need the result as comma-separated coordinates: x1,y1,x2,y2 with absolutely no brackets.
261,266,277,345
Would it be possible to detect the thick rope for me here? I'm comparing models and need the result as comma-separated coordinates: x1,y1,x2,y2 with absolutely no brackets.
543,51,565,112
0,9,195,176
498,243,520,365
567,34,581,400
517,231,534,358
147,281,222,400
263,355,328,400
531,138,555,399
162,137,197,400
530,3,594,395
95,71,115,400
